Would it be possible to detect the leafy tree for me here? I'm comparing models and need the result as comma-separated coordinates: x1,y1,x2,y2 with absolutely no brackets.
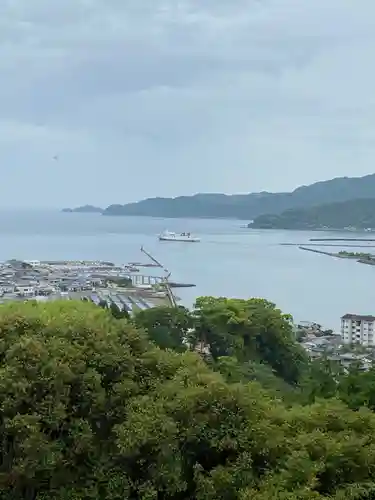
215,356,298,403
338,366,375,411
109,301,130,320
0,300,152,498
116,369,375,499
305,361,375,414
299,358,343,403
1,299,375,498
134,305,192,351
192,297,308,384
97,300,130,320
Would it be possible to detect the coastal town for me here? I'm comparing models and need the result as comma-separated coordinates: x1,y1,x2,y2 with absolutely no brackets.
0,239,374,372
2,251,374,371
0,249,179,313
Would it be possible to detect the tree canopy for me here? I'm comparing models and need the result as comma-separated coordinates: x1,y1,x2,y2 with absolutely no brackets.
134,305,192,351
191,296,308,384
0,299,375,498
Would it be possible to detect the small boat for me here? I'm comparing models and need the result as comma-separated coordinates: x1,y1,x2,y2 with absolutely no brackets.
158,230,200,242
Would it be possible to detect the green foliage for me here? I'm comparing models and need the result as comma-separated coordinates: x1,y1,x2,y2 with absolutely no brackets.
215,356,299,403
97,299,130,320
192,296,308,384
337,366,375,411
109,301,130,320
2,299,375,498
134,305,192,351
299,358,343,403
0,300,151,498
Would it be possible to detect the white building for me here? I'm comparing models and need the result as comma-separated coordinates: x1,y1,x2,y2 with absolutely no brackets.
341,314,375,346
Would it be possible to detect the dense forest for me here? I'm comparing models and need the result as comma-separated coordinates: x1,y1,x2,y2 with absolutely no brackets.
249,197,375,230
2,297,375,498
101,173,375,219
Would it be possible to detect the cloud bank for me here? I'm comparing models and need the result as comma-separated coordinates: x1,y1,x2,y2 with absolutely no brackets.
0,0,374,206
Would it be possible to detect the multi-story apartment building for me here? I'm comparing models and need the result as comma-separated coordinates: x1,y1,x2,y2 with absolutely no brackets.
341,314,375,345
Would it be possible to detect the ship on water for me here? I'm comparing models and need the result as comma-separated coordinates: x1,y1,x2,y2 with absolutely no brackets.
158,230,200,242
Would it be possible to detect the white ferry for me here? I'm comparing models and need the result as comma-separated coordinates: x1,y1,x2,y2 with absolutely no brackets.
158,230,200,242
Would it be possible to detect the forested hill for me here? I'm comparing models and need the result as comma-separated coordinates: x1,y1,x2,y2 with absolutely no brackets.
102,173,375,219
249,197,375,230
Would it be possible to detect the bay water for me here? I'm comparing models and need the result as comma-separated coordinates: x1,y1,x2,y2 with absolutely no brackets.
0,210,373,331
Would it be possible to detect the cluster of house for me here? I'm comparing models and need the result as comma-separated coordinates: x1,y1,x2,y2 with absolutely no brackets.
0,259,133,302
297,318,374,371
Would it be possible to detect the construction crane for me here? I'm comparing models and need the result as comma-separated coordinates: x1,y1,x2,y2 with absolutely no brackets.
140,246,177,307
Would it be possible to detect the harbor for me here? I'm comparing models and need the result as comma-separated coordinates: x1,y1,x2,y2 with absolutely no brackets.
0,248,188,313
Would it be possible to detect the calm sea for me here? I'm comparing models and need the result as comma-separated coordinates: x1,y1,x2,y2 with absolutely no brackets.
0,210,373,331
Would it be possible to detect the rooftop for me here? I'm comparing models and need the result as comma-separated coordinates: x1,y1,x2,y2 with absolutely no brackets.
342,314,375,322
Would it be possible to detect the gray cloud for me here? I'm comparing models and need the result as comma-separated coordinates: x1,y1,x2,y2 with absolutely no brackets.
0,0,374,206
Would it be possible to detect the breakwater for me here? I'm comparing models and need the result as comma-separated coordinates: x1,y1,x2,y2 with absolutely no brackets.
299,247,336,257
281,243,375,248
299,247,375,266
309,238,375,242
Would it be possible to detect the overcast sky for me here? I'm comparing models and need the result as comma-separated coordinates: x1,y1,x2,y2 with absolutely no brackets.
0,0,374,207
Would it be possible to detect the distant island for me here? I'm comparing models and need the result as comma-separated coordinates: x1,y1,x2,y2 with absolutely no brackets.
248,198,375,231
101,173,375,220
62,205,103,214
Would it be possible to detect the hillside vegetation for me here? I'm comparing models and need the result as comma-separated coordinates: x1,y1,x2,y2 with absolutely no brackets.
102,173,375,219
2,298,375,498
249,197,375,230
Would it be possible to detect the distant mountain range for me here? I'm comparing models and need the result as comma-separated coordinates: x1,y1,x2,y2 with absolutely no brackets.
249,198,375,230
62,205,103,214
63,173,375,223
